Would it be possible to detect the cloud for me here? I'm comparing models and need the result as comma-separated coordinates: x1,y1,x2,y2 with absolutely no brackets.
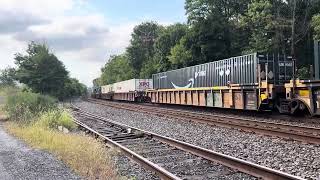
0,0,74,16
14,15,110,52
0,11,48,34
0,0,135,86
0,0,177,86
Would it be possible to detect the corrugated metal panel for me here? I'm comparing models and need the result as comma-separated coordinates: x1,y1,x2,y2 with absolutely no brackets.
152,53,293,89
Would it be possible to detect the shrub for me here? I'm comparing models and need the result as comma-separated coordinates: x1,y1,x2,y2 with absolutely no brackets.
4,92,57,122
35,110,76,130
0,86,19,96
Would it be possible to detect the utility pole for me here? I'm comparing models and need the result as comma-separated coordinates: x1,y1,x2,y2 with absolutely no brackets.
291,0,297,98
315,40,320,80
291,0,296,58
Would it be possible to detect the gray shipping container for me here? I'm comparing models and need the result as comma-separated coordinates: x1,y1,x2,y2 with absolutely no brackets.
152,53,293,89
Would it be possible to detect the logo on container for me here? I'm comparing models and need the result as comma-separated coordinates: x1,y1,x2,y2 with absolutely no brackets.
171,70,206,89
139,82,150,87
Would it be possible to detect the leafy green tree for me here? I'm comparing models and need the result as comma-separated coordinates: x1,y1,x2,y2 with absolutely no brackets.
14,42,86,100
127,22,162,77
313,14,320,40
0,67,16,87
153,23,188,72
168,37,193,68
14,42,68,98
61,78,87,99
240,0,275,53
100,55,134,85
185,0,250,62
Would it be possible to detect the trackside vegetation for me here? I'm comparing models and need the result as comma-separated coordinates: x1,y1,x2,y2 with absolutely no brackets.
3,90,119,179
0,42,87,100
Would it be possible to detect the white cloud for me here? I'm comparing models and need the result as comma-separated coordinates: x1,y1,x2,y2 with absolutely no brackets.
0,0,74,16
0,0,135,86
0,35,26,67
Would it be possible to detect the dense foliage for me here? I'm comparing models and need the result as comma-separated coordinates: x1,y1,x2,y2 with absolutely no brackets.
0,67,16,87
11,42,87,100
96,0,320,85
313,14,320,40
4,91,57,122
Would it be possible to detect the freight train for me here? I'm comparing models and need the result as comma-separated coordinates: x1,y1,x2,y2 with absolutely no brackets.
92,52,320,116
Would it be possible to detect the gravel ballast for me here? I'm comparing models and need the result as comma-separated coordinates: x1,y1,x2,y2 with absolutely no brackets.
75,100,320,179
113,154,160,179
0,122,81,180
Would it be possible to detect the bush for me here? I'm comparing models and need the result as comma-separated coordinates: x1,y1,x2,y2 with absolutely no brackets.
0,86,19,96
35,110,76,130
4,92,57,122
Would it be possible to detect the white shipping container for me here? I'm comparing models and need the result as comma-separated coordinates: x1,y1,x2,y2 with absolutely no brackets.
101,79,152,94
101,84,114,94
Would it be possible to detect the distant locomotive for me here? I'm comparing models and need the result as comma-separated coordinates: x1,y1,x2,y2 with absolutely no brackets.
92,52,320,116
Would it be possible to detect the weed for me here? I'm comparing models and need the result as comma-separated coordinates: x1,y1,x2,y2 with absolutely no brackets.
4,91,57,122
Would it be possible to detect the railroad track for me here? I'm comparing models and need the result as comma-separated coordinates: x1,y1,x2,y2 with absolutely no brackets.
71,104,303,180
86,98,320,144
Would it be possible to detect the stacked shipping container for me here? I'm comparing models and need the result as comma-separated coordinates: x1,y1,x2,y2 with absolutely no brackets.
101,79,153,94
152,53,293,89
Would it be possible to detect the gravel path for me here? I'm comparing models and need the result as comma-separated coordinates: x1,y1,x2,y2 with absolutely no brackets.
0,122,81,180
76,100,320,179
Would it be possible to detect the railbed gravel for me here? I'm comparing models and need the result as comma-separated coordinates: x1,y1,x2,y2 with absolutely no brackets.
75,100,320,179
141,103,320,128
113,154,159,180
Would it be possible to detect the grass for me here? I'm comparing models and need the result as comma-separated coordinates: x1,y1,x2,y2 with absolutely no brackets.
5,110,120,180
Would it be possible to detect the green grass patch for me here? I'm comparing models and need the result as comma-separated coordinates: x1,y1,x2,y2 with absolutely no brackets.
6,110,120,179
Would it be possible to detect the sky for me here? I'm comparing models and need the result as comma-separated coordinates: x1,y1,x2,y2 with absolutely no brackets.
0,0,186,86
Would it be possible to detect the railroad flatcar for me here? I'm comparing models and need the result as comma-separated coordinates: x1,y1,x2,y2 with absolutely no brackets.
93,52,320,116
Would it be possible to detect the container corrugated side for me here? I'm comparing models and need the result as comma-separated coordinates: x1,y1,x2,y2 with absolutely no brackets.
113,79,135,93
109,79,153,93
101,84,113,94
152,53,293,89
153,53,258,89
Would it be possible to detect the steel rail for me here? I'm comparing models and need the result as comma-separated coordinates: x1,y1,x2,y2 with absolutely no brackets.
87,98,320,144
71,103,304,180
72,113,181,180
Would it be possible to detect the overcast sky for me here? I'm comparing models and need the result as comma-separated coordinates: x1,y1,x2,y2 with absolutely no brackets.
0,0,186,86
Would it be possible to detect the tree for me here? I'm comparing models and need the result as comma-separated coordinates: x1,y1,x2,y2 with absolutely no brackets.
14,42,68,98
0,67,16,87
61,78,87,99
313,14,320,40
153,23,188,72
185,0,250,62
100,55,134,85
240,0,276,53
127,22,162,77
168,37,193,68
14,42,86,100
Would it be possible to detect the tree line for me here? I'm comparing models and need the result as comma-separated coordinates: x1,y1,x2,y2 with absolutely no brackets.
96,0,320,86
0,42,87,100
